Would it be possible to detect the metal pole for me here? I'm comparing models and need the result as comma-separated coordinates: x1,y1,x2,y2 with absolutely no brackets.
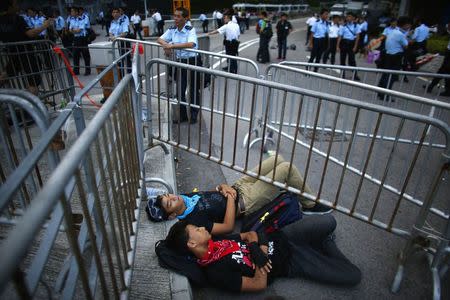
144,0,148,18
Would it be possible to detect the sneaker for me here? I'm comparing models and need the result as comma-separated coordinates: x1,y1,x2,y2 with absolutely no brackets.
302,202,333,215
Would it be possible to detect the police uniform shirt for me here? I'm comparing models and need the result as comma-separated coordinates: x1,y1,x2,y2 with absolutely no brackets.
199,14,207,21
328,22,340,38
382,26,398,37
359,21,368,32
69,17,87,37
80,13,90,29
160,25,198,59
109,18,129,37
119,14,130,27
311,19,329,38
152,12,162,22
55,16,65,31
34,16,47,37
385,28,408,55
216,11,223,20
306,16,317,26
338,22,360,40
217,20,240,41
412,24,429,43
131,14,141,25
23,15,34,28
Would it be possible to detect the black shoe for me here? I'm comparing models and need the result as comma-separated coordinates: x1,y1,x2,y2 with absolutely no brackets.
302,202,333,215
403,77,409,83
354,76,361,81
100,98,106,104
74,71,80,76
440,91,450,97
222,67,229,71
84,71,91,76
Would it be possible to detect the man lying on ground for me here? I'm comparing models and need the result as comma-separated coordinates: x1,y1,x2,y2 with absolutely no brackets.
165,215,361,292
147,155,332,235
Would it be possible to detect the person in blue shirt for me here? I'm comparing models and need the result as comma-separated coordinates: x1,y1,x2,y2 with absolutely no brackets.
357,16,368,53
256,11,272,64
405,18,430,71
68,7,91,75
337,12,361,80
377,16,412,100
308,8,329,71
109,7,131,75
157,7,203,124
53,10,65,37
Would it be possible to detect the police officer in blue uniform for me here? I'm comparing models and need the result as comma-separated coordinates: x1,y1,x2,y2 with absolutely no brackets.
337,12,361,80
308,8,329,71
157,7,202,124
109,7,131,74
377,16,412,100
68,7,91,75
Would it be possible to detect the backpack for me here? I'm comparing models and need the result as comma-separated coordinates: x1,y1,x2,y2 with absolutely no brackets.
261,21,273,39
155,239,208,287
241,192,302,234
86,28,97,43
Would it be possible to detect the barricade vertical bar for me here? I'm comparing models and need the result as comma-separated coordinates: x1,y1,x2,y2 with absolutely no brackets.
101,125,129,284
208,77,216,159
220,78,229,162
74,170,110,298
334,109,362,207
302,99,322,193
287,95,305,187
257,87,273,177
350,113,383,213
387,125,430,228
368,119,406,220
271,90,288,182
317,104,342,200
244,84,257,172
232,81,242,167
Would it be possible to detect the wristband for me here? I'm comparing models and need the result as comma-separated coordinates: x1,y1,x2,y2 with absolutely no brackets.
249,242,268,267
257,231,269,246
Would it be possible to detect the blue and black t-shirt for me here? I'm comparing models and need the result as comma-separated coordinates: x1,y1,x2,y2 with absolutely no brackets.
182,191,228,233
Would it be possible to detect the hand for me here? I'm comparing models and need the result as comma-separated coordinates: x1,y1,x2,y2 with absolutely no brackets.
241,231,258,243
217,184,237,199
162,43,173,50
353,46,358,53
308,42,312,49
163,48,172,57
258,260,272,275
43,20,53,28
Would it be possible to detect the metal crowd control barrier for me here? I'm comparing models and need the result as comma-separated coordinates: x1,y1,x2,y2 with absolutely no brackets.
0,89,59,224
146,58,450,299
0,39,75,108
278,61,450,122
0,75,142,299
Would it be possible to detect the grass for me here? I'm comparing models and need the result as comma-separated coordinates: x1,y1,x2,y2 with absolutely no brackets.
427,34,448,54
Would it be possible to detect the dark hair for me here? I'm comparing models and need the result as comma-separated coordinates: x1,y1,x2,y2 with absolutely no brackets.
260,11,267,17
280,12,287,17
166,220,190,254
397,16,412,27
347,12,356,18
176,7,189,18
155,194,169,220
320,8,329,15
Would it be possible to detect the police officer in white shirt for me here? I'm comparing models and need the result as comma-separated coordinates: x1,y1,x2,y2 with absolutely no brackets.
157,7,202,124
323,15,341,65
209,10,240,73
152,9,164,35
308,8,330,69
131,10,143,40
305,13,318,45
68,7,91,75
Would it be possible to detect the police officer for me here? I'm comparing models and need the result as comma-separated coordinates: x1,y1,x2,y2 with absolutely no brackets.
68,7,91,75
407,18,430,71
110,7,131,74
377,16,412,100
308,8,329,70
54,10,65,37
323,15,340,65
276,12,293,60
256,11,272,64
199,13,208,33
157,7,202,124
337,12,361,80
209,10,240,73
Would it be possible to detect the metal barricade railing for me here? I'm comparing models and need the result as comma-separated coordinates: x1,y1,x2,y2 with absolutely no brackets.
146,58,450,299
277,61,450,122
0,39,75,108
0,75,143,299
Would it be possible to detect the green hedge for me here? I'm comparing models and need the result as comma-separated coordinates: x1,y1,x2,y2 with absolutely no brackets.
427,34,449,54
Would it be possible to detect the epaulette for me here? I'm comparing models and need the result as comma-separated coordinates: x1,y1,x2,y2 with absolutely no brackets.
185,25,193,30
169,25,177,30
